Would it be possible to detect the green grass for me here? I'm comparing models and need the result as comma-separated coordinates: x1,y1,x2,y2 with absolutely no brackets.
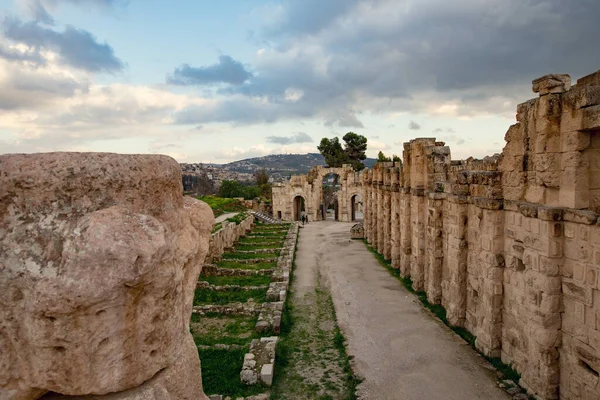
234,243,283,251
200,274,272,287
193,288,267,305
361,240,522,386
223,252,279,260
237,238,285,245
197,195,247,217
226,212,249,225
216,260,277,270
198,347,267,397
191,314,259,346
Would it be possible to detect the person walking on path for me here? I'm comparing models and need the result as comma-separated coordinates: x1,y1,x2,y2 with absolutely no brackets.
301,214,305,225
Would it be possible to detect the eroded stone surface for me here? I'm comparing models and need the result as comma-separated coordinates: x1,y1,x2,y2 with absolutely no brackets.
0,153,213,399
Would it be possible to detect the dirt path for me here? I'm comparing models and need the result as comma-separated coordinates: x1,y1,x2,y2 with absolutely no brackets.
270,223,356,400
303,221,510,400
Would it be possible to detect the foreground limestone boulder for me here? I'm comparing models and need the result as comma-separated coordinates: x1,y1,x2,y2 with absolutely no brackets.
0,153,213,400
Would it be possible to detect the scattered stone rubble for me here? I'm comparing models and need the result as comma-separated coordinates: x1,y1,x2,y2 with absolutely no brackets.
0,153,213,400
240,337,279,387
351,222,365,239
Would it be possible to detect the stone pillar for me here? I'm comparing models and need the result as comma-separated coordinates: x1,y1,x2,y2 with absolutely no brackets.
426,193,444,304
390,170,401,269
399,189,412,277
411,189,426,291
472,203,504,359
363,174,372,243
506,206,563,399
377,181,385,255
442,196,469,327
383,176,392,260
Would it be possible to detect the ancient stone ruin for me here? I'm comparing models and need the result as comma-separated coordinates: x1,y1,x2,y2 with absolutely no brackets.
272,165,362,222
0,153,213,399
362,70,600,400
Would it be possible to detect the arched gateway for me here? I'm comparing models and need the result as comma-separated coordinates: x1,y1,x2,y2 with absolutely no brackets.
272,164,363,222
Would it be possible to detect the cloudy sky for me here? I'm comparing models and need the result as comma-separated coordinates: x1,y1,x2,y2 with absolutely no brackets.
0,0,599,163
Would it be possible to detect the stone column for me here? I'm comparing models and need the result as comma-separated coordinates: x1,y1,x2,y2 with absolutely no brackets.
399,188,412,277
472,202,504,359
426,193,445,304
442,196,469,327
391,179,401,269
383,177,392,260
411,189,426,291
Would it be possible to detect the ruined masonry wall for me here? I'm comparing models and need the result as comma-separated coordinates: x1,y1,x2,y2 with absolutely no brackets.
206,214,254,263
363,70,600,400
272,165,362,222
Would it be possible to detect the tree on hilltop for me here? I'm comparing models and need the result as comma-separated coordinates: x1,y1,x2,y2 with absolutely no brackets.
377,151,391,162
317,132,367,171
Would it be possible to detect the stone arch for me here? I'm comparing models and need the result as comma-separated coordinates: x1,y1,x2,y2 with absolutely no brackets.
272,164,363,222
350,192,363,221
321,172,342,221
292,195,306,221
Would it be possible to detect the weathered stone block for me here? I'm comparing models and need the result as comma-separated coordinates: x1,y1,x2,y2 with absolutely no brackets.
0,153,213,399
532,74,571,95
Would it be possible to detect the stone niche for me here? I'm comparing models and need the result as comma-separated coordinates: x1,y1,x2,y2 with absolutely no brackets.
363,69,600,400
0,153,213,400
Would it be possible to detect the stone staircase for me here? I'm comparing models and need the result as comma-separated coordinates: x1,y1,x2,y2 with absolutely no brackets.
251,211,278,224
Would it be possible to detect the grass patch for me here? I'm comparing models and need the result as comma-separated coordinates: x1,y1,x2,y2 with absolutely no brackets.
191,314,258,346
361,240,522,386
223,252,279,260
216,260,277,270
235,243,283,251
200,274,272,287
246,232,287,237
193,288,267,305
226,212,249,225
198,347,267,397
237,238,285,246
198,195,246,217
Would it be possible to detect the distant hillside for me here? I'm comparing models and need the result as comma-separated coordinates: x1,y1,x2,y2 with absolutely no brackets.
223,153,377,176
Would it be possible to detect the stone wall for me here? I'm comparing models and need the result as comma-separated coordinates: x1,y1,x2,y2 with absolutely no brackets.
363,70,600,400
206,215,254,263
272,165,362,222
0,153,213,400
